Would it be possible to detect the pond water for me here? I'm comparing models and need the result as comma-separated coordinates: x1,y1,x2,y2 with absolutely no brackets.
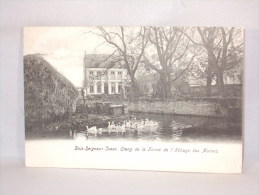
27,112,242,143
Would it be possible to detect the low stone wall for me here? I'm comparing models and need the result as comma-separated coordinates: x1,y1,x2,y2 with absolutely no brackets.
186,84,242,97
79,97,242,118
126,98,242,117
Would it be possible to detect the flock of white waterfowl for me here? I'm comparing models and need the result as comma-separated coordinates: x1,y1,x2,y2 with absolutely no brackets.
70,117,193,140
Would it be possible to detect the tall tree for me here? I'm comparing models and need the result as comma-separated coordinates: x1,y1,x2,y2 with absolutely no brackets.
196,27,244,97
196,27,220,96
143,27,199,98
88,27,150,99
182,27,244,97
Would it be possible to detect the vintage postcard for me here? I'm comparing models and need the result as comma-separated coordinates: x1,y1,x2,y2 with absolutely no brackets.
24,26,243,173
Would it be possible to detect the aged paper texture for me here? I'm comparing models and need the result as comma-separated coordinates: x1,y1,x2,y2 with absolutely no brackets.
24,27,243,173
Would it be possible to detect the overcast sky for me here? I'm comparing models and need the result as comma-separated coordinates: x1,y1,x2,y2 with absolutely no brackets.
24,27,114,87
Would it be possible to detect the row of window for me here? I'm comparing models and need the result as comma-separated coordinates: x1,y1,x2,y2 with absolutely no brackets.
89,82,122,94
89,71,122,76
88,71,122,80
90,84,101,93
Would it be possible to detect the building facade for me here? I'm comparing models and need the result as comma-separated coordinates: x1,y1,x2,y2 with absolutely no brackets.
83,54,129,95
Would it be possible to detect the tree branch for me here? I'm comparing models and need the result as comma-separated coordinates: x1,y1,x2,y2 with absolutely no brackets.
170,52,199,82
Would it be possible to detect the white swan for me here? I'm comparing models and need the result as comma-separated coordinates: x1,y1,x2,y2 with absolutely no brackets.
108,121,116,129
120,122,126,133
114,124,120,133
125,120,131,128
98,128,103,135
86,126,97,136
108,122,116,133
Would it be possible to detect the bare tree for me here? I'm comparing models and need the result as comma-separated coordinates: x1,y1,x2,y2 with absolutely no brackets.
181,27,244,97
196,27,244,97
143,27,199,98
87,27,150,99
195,27,220,96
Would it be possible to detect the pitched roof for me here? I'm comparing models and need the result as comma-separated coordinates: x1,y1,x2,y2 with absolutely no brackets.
84,54,125,69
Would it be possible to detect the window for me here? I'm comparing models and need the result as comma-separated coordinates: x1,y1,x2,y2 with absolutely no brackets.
97,71,101,77
97,82,102,93
90,84,94,93
118,71,122,79
118,82,122,94
110,71,115,79
111,82,115,93
96,71,102,79
103,72,108,80
89,71,94,79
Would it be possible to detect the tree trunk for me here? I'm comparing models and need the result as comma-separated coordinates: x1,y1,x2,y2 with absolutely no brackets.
206,50,216,97
206,76,212,97
216,70,225,97
154,73,172,99
130,76,142,99
164,82,172,99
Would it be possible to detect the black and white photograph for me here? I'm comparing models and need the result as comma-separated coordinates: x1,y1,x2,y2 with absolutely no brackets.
2,0,259,194
23,26,244,172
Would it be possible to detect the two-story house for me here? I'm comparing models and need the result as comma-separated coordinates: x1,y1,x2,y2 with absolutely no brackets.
83,53,129,95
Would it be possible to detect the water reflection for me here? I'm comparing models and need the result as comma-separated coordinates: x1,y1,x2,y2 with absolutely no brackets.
71,112,242,142
26,112,242,142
